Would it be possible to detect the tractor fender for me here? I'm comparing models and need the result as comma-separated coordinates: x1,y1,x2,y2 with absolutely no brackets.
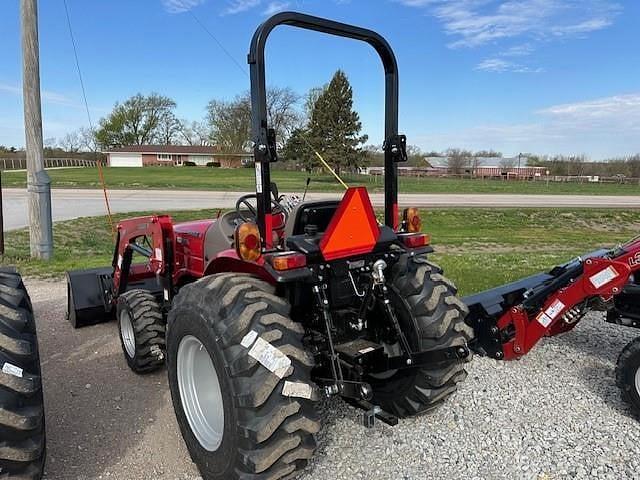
204,250,275,285
204,249,312,284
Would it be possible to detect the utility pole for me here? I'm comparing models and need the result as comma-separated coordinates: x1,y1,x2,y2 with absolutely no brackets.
21,0,53,260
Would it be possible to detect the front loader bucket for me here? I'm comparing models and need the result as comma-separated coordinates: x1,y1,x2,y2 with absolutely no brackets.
66,267,114,328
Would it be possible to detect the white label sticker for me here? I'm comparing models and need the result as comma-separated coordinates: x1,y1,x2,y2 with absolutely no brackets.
358,347,375,355
248,338,291,378
536,312,553,328
163,288,170,302
117,254,123,269
544,299,565,321
2,362,23,378
241,330,259,349
282,381,314,400
155,247,163,262
590,266,619,289
255,163,263,194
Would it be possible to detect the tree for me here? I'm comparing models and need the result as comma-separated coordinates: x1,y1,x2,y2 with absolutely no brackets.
306,70,368,174
157,112,181,145
282,127,315,170
206,95,252,153
95,93,177,148
60,131,81,152
78,127,99,153
445,148,472,174
206,87,301,153
406,145,425,167
474,149,502,158
266,86,301,142
176,119,212,146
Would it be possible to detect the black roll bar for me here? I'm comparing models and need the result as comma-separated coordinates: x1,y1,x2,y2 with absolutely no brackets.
248,11,403,247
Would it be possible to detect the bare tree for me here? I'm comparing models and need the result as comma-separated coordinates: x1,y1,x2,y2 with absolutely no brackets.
176,119,212,146
206,87,301,153
157,112,180,145
206,95,252,153
60,131,81,153
266,86,301,142
445,148,473,174
78,127,99,153
567,154,587,176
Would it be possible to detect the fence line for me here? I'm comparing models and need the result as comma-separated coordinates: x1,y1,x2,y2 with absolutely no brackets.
0,157,102,170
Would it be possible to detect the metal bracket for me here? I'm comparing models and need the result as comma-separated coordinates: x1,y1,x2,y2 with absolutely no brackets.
383,134,407,163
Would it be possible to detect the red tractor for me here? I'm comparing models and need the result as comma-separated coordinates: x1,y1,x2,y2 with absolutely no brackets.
67,11,640,480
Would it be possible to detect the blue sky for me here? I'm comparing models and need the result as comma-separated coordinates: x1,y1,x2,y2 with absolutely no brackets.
0,0,638,159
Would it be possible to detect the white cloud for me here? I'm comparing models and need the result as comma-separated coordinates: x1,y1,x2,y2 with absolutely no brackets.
538,94,640,124
263,1,290,15
0,82,77,107
161,0,205,14
397,0,620,73
414,93,640,158
223,0,261,15
476,57,543,73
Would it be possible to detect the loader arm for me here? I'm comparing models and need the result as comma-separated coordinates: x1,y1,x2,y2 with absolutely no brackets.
467,236,640,360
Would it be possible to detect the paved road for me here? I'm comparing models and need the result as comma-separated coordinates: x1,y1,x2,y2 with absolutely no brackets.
5,188,640,230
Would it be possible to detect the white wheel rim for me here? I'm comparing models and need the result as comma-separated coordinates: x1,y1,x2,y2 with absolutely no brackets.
119,310,136,359
177,335,224,452
634,366,640,395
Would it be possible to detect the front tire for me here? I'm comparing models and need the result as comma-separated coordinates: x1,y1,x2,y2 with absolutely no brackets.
369,254,473,417
116,289,165,374
616,336,640,415
166,274,320,480
0,270,45,479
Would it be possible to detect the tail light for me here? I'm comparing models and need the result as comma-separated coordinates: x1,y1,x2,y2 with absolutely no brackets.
235,222,262,262
399,232,431,248
266,252,307,271
403,207,422,233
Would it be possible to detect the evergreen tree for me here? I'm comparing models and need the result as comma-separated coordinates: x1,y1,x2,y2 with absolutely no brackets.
281,70,368,173
307,70,368,174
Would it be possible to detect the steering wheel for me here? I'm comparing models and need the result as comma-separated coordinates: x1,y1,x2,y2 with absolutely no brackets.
235,194,288,223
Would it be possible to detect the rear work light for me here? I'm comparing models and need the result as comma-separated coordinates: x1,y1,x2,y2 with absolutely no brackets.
235,222,262,262
399,233,431,248
403,207,422,233
267,252,307,271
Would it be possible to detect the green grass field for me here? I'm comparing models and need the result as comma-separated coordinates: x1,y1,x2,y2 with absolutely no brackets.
3,166,639,195
3,208,638,295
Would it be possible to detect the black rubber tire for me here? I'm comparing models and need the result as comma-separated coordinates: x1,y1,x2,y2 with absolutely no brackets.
616,336,640,415
0,270,45,479
369,254,474,418
116,289,165,374
166,273,320,480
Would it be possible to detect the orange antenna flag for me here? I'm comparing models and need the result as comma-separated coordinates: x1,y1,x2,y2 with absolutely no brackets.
320,187,380,261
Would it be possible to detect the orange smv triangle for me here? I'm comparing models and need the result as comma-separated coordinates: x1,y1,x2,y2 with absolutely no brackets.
319,187,380,261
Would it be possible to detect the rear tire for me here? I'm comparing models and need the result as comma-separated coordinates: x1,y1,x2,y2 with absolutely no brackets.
369,254,473,418
166,274,320,480
0,270,45,479
616,336,640,415
117,289,165,374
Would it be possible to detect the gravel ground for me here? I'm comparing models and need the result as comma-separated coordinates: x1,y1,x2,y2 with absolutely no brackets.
27,277,640,480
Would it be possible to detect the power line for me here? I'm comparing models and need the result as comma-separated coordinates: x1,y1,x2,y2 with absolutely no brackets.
62,0,93,130
186,9,249,78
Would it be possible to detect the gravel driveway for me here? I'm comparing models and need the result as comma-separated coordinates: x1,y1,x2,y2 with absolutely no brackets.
28,278,640,480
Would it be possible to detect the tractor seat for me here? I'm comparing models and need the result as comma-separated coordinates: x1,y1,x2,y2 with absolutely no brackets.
203,211,244,259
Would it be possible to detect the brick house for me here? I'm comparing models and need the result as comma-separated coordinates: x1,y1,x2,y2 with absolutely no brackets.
105,145,253,168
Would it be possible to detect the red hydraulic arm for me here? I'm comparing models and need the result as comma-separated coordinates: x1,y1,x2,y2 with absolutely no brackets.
497,236,640,360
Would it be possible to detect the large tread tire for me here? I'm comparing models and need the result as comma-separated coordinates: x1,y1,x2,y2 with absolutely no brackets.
117,289,165,374
616,336,640,415
370,254,474,418
0,270,45,479
166,274,320,480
